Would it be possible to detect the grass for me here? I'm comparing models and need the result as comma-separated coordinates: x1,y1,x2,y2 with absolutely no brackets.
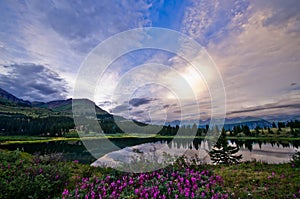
211,162,300,198
0,149,299,198
1,134,300,145
62,162,300,198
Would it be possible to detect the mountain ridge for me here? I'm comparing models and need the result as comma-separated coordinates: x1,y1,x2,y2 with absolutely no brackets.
0,87,109,116
0,87,298,128
0,88,31,107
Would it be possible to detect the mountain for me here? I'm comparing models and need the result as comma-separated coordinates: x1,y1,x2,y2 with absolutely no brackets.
222,117,272,129
32,98,111,119
0,87,127,135
0,88,31,107
0,87,295,131
0,87,111,119
197,117,272,129
166,116,273,130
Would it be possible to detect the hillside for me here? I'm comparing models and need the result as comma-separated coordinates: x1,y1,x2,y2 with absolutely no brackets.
0,88,124,136
32,98,109,116
0,88,31,107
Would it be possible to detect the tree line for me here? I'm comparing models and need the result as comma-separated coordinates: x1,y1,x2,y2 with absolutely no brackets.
0,112,299,137
0,114,74,136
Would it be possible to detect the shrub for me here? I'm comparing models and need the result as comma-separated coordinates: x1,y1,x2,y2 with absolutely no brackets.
60,161,228,199
0,149,70,199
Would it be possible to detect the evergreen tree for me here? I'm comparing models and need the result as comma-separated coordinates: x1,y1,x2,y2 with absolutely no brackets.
242,125,251,136
278,121,285,128
209,135,242,164
254,126,260,136
267,127,273,134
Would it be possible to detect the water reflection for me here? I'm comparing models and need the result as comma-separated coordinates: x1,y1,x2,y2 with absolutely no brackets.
92,138,300,167
160,138,299,152
0,138,299,164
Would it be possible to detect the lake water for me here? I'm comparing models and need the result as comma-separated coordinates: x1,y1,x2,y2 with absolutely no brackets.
0,138,299,166
91,139,299,169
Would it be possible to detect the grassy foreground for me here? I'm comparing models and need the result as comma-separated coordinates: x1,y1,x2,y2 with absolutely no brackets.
212,162,300,198
0,149,299,199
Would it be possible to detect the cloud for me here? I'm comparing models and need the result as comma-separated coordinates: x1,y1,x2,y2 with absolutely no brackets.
0,0,155,101
25,0,153,53
179,0,300,119
111,104,131,114
1,0,299,122
228,101,300,115
129,98,156,107
163,104,170,109
0,63,68,101
252,0,300,33
181,0,250,46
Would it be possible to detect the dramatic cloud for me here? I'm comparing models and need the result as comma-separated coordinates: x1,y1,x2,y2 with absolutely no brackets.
0,0,154,99
0,0,299,122
0,63,68,101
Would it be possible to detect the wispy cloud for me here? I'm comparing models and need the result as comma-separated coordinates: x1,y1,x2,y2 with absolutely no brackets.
179,0,300,120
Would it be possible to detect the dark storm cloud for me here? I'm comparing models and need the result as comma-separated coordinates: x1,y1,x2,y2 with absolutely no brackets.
129,98,156,107
0,63,68,101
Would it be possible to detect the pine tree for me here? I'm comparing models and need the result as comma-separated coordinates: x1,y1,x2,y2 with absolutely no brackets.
255,126,260,136
208,135,242,164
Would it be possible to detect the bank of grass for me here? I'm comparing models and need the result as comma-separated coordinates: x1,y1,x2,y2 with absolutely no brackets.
0,149,299,199
0,136,80,145
1,134,300,145
0,134,137,145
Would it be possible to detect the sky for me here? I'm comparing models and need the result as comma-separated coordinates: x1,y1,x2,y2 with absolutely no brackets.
0,0,300,123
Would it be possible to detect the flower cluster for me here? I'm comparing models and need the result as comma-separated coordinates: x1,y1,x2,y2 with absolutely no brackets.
293,190,300,198
62,167,228,199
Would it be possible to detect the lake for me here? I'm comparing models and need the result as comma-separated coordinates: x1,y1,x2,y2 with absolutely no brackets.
0,138,299,165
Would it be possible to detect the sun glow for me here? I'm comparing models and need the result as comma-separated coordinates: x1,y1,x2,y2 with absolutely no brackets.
179,66,208,97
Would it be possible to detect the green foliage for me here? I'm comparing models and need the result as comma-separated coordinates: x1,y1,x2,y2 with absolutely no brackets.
213,161,300,199
0,149,299,199
61,158,228,199
0,149,70,199
0,114,74,136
